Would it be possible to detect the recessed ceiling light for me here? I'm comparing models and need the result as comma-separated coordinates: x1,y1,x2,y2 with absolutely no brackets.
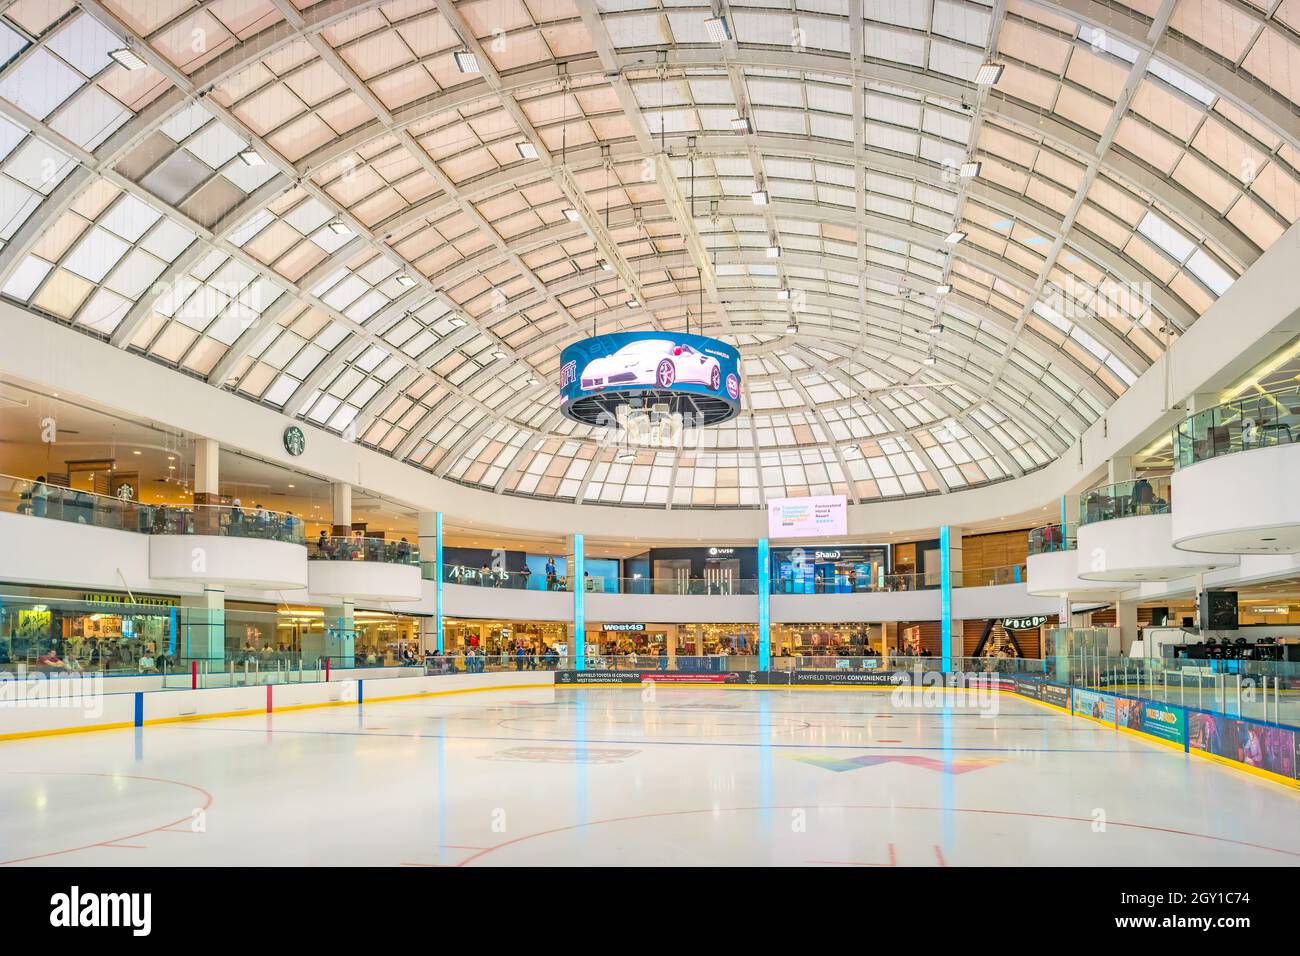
704,16,732,43
944,231,966,244
454,50,480,74
732,116,754,134
396,273,417,288
516,141,538,160
239,148,265,167
935,283,952,294
959,160,981,178
109,47,147,71
326,219,351,236
288,484,295,489
975,62,1005,85
132,449,141,455
766,244,781,258
751,189,769,205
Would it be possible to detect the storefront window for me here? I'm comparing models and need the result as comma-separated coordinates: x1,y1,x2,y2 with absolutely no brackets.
0,591,178,673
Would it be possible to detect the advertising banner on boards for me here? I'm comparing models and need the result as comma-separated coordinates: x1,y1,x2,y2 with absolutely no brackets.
1188,711,1298,780
1072,688,1116,724
1039,683,1071,709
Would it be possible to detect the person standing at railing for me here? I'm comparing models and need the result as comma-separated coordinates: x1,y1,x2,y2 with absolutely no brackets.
520,564,532,590
30,476,48,518
545,557,557,591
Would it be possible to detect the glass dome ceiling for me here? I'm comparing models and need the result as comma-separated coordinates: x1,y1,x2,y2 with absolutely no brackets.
1,0,1297,508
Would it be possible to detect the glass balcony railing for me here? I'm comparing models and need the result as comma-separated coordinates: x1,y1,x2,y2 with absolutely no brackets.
150,503,305,544
1173,385,1300,468
1028,522,1077,555
1078,475,1172,526
1,475,305,544
1,475,155,532
955,563,1027,587
309,535,419,565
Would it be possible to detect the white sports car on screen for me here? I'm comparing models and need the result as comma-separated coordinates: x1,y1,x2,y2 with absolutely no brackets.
579,339,722,391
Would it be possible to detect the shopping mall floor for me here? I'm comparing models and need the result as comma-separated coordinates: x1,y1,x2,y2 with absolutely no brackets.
0,686,1295,866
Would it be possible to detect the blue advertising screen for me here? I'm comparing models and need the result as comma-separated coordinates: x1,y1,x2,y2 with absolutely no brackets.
559,332,742,425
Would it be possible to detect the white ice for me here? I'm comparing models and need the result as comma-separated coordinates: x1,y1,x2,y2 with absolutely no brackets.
0,686,1296,866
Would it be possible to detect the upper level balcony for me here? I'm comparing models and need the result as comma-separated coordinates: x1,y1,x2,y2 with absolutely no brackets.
0,475,309,589
307,535,422,602
1076,476,1236,582
1026,522,1120,598
1171,386,1300,553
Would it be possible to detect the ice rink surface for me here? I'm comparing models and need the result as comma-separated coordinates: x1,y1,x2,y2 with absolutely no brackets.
0,685,1296,866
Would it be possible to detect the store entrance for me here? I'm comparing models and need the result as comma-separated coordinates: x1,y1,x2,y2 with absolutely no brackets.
653,559,691,594
704,559,740,595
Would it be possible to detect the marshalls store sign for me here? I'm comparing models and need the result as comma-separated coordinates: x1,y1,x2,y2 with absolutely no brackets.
50,887,151,936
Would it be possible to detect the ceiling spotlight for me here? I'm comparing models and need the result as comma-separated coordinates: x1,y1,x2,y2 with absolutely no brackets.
449,317,467,328
751,189,769,205
454,50,480,74
616,448,636,462
396,274,417,288
975,62,1005,86
516,141,539,160
492,350,507,360
132,449,142,455
704,16,732,43
627,296,641,309
732,116,754,134
777,287,791,300
239,147,265,167
935,283,952,294
326,219,351,236
563,207,582,222
526,377,539,386
959,160,982,178
767,243,781,258
786,319,799,334
109,47,147,71
944,230,966,244
599,259,613,272
922,355,937,366
928,324,943,335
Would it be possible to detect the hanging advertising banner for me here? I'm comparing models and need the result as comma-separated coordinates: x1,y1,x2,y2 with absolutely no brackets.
767,495,848,539
559,332,742,426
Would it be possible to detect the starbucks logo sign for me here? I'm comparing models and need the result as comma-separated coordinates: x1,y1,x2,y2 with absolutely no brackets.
283,425,306,457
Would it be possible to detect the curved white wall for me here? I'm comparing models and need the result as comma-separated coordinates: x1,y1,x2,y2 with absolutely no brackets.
149,535,308,589
1172,443,1300,553
1077,514,1237,582
1026,550,1122,598
307,561,422,602
441,582,573,621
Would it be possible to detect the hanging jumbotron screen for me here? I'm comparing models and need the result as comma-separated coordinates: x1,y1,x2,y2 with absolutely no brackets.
558,332,743,427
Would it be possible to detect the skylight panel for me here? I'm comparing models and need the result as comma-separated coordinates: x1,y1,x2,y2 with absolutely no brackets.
1147,59,1215,106
1137,211,1195,262
1186,250,1234,296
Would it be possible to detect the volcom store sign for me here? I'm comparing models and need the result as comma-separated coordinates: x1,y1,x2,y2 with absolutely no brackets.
1001,616,1047,630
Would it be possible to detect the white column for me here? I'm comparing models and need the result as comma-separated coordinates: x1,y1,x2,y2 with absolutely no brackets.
194,438,219,496
331,482,352,536
1108,457,1134,483
1117,600,1139,655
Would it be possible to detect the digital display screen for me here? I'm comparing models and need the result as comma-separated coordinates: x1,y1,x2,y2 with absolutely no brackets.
559,332,743,421
767,495,848,539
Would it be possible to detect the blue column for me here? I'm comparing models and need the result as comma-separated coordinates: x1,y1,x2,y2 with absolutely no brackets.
435,511,444,653
573,534,585,670
940,525,953,671
758,537,770,671
1059,494,1068,547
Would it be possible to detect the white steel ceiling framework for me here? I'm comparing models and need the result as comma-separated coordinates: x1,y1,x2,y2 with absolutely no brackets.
0,0,1296,508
